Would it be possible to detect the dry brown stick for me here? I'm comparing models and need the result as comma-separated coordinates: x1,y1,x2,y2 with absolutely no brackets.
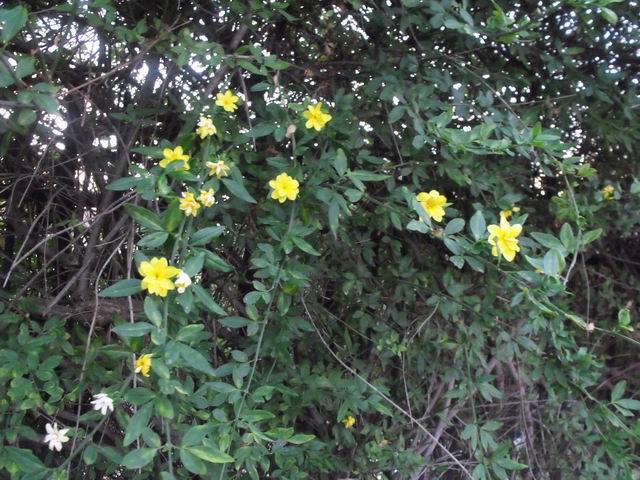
3,193,133,288
508,361,542,479
65,234,127,476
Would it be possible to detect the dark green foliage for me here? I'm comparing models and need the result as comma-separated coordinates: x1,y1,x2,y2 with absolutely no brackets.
0,1,639,479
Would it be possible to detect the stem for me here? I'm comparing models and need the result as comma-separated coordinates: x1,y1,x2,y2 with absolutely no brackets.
217,202,296,480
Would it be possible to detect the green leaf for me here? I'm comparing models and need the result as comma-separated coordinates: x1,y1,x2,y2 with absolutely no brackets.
124,387,156,405
125,204,165,231
144,296,163,327
247,122,276,138
98,279,142,297
333,148,348,176
5,447,46,473
242,409,276,421
450,255,465,269
615,398,640,411
543,249,562,276
203,250,233,272
469,210,486,240
530,232,563,250
17,109,36,126
180,448,207,475
113,322,154,337
291,236,320,256
83,444,98,465
132,146,164,158
582,228,603,245
559,223,575,250
107,176,147,191
618,307,631,327
179,343,216,376
388,105,405,123
287,434,316,444
192,284,226,315
495,457,528,470
265,427,294,440
138,231,168,248
191,226,225,246
155,396,174,419
0,6,28,43
219,316,251,328
600,7,618,25
611,381,627,403
328,199,340,233
222,178,256,203
183,253,205,277
176,324,205,342
347,170,390,182
444,218,465,235
33,92,58,114
186,445,235,464
121,448,157,469
181,425,212,447
163,200,182,232
123,403,153,446
407,219,429,233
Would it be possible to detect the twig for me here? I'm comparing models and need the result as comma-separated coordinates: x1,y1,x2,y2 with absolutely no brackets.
301,294,472,479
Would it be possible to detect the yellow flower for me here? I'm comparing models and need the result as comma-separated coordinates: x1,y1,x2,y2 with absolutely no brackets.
487,215,523,262
269,173,300,203
303,102,332,131
512,206,521,213
139,257,181,297
179,192,201,217
216,90,239,112
602,184,615,200
198,188,216,207
342,415,356,429
416,190,447,222
196,117,217,139
206,160,231,178
159,146,190,170
500,209,512,219
134,354,152,377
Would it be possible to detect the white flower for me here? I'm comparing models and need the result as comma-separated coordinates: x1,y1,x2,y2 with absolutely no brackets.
175,270,192,293
44,423,70,452
90,393,114,415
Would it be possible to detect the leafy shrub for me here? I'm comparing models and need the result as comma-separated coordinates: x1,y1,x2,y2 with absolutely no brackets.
0,1,639,479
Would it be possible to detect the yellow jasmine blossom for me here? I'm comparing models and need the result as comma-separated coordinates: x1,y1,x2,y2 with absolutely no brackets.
303,102,332,131
196,117,217,139
179,192,201,217
159,146,190,170
487,215,523,262
216,90,240,112
269,173,300,203
134,354,152,377
416,190,447,222
198,188,216,207
206,160,231,178
139,257,181,297
500,209,512,219
174,271,192,294
343,415,356,429
602,184,615,200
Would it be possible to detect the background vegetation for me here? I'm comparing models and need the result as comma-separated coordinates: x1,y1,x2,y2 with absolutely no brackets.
0,0,639,478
